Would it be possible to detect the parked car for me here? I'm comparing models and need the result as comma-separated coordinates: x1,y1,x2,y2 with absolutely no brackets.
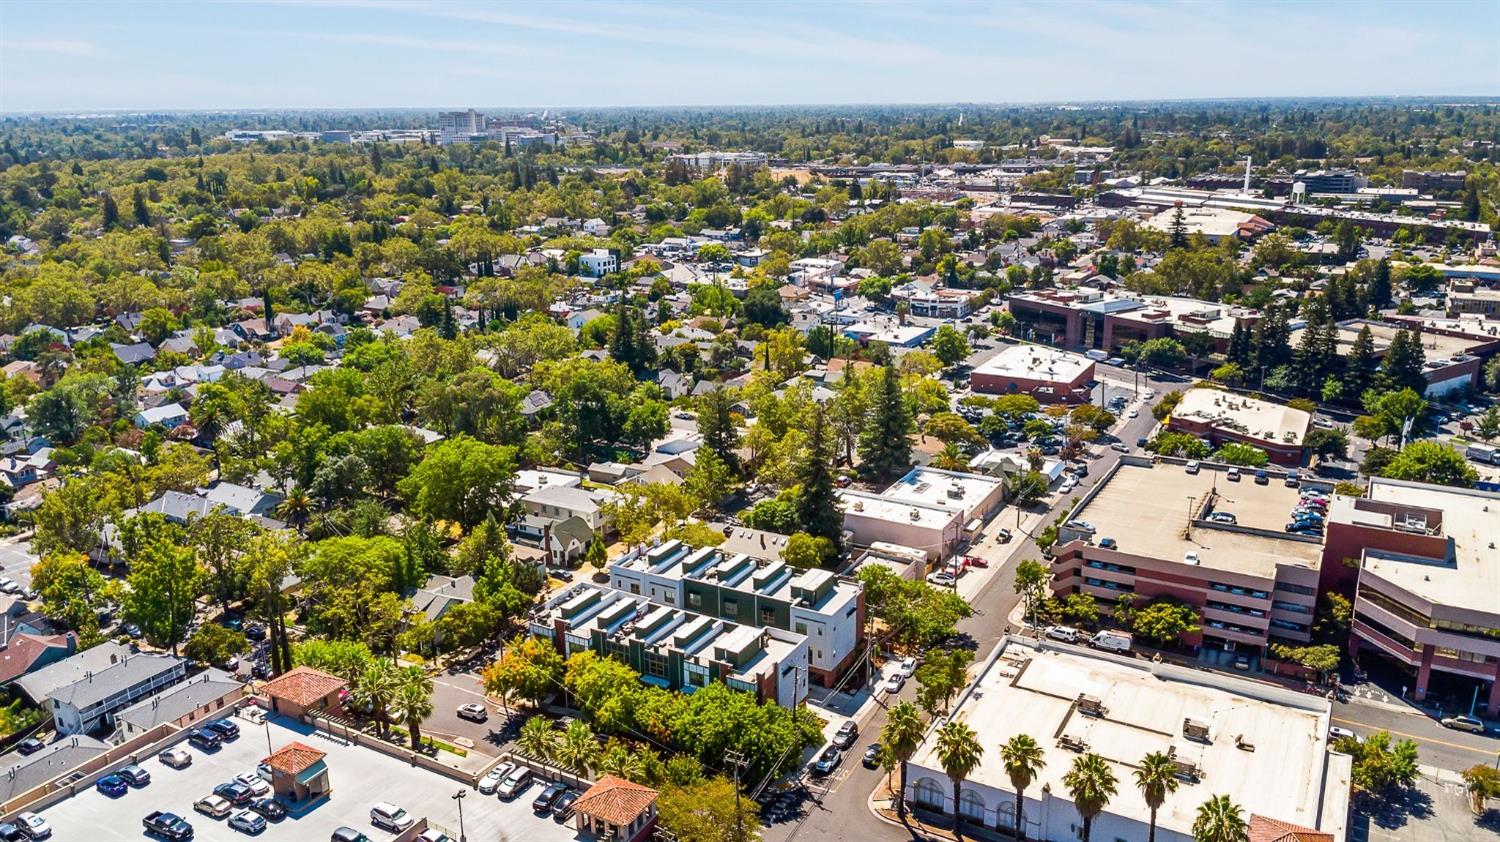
1254,470,1269,485
926,571,957,587
1185,461,1200,474
478,762,515,795
187,729,221,751
1440,715,1486,733
1097,537,1117,549
243,623,267,642
995,527,1012,543
194,796,233,819
1110,442,1129,453
1206,512,1237,525
204,719,241,741
1065,519,1095,533
833,721,859,749
894,657,917,679
883,674,905,694
496,767,533,799
811,746,842,776
96,774,130,797
228,811,266,836
331,827,371,842
15,738,44,756
1233,655,1251,671
1284,471,1301,488
118,764,152,787
122,623,143,639
551,790,580,821
214,782,254,807
234,772,271,797
369,802,414,832
456,702,489,723
142,811,194,841
1226,468,1241,481
249,799,286,822
533,782,569,813
160,747,193,769
14,814,51,841
963,555,989,568
1328,726,1359,743
0,822,20,842
1044,626,1080,643
1059,478,1077,493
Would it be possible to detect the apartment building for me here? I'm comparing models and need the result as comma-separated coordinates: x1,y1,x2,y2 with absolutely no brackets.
39,652,188,735
1323,478,1500,715
1166,388,1309,466
609,540,865,688
1050,460,1324,657
1006,288,1257,355
530,584,809,707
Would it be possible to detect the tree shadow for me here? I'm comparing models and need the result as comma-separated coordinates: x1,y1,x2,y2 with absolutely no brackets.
1357,786,1436,832
1476,807,1500,834
482,710,530,747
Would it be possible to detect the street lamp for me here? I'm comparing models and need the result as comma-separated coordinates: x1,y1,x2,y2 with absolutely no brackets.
451,789,467,842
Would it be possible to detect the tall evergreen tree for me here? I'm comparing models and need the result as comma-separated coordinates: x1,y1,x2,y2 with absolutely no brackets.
795,406,842,550
1226,320,1251,368
857,364,914,481
101,192,119,229
696,386,742,475
1168,204,1188,249
1345,325,1378,401
1367,258,1393,310
131,187,150,227
1460,178,1481,222
1380,329,1427,394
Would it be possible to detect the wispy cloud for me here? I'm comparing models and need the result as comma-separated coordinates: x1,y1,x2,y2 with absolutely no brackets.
0,39,99,56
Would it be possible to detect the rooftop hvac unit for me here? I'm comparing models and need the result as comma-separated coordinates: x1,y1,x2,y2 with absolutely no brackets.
1076,694,1105,717
1182,718,1211,742
947,484,965,499
909,509,922,521
853,500,864,512
1168,749,1200,782
1057,734,1089,752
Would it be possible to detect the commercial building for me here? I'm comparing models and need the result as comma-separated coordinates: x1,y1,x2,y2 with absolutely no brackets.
608,540,864,688
839,489,964,563
1143,205,1275,243
437,109,485,145
1289,319,1490,397
1006,288,1257,355
670,151,769,172
901,639,1350,842
876,467,1007,537
1323,478,1500,715
970,345,1095,404
1294,169,1368,194
1166,389,1309,466
1447,279,1500,318
1050,460,1324,657
1401,170,1468,192
530,583,809,707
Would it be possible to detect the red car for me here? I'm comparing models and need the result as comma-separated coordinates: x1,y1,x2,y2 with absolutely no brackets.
963,556,989,568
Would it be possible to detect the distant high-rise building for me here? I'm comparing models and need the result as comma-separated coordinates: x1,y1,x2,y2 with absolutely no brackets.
437,110,484,145
1293,169,1368,194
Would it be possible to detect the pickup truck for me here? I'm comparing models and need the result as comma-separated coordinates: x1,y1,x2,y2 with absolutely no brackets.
143,811,195,840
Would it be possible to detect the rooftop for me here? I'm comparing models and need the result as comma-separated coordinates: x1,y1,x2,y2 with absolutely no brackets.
1346,478,1500,615
264,741,327,776
259,666,346,708
972,344,1093,384
612,540,860,614
909,640,1349,840
114,669,244,731
13,642,130,703
1291,319,1491,363
1068,461,1322,578
878,467,1004,521
838,488,962,531
573,775,659,826
45,652,185,710
1171,388,1310,447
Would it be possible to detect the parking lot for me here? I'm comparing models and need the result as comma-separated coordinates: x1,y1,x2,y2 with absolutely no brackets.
0,537,39,593
32,715,580,842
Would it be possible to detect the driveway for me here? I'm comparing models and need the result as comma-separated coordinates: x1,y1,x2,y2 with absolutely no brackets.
427,670,528,757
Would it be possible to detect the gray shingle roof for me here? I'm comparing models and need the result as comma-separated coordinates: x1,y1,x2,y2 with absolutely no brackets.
44,652,185,711
14,642,130,703
0,735,109,801
114,669,244,731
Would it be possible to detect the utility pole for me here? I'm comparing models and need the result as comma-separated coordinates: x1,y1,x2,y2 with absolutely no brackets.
726,750,748,842
452,789,467,842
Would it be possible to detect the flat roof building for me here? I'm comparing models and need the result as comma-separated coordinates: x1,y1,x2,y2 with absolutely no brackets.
1167,388,1309,466
971,344,1095,404
1323,478,1500,715
529,583,809,708
609,540,864,688
1006,288,1259,355
1050,460,1324,655
839,489,964,563
1289,319,1490,397
877,467,1007,535
901,639,1350,842
1143,205,1275,243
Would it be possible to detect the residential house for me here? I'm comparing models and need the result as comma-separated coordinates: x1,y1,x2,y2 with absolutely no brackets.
109,342,156,366
42,651,187,734
133,403,190,430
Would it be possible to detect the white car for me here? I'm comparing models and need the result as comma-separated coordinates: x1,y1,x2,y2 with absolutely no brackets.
884,674,906,694
234,771,272,797
14,812,50,839
159,747,192,769
1059,479,1077,493
478,762,515,795
1044,625,1080,643
370,802,415,832
1128,409,1139,418
926,571,957,587
1328,726,1359,743
894,657,917,679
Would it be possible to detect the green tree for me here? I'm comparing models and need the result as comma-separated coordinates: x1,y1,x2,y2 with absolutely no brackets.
1211,442,1269,467
931,324,971,367
881,701,926,821
1000,734,1046,842
1013,559,1049,628
1192,794,1249,842
30,551,110,639
1477,407,1500,441
935,721,984,839
397,435,517,529
697,386,742,475
1063,753,1118,842
1304,428,1349,465
556,719,600,786
121,515,202,654
183,624,250,666
858,364,914,481
1378,441,1478,488
794,405,843,548
1462,764,1500,808
1134,751,1180,842
1378,329,1427,394
1344,326,1378,400
1129,598,1200,647
1270,643,1341,683
350,659,400,738
482,634,563,709
916,648,973,717
657,776,764,842
391,666,435,750
685,448,738,515
518,714,561,760
783,531,835,569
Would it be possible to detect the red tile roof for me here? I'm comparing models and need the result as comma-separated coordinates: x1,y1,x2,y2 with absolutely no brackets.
572,775,658,826
258,666,346,707
263,741,326,776
1249,815,1334,842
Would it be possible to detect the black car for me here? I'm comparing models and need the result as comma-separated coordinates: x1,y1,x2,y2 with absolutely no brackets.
861,744,882,768
812,746,842,776
250,799,287,822
532,781,569,813
186,729,221,751
213,782,254,807
0,822,21,841
251,661,270,680
550,790,579,821
244,623,266,642
204,719,240,741
15,738,44,756
122,623,143,639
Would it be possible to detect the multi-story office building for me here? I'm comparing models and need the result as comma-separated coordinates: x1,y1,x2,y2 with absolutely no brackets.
1400,170,1468,192
530,584,809,707
1166,388,1310,466
1323,478,1500,715
1294,169,1368,194
1005,288,1257,355
437,110,484,145
609,540,865,688
1049,460,1324,658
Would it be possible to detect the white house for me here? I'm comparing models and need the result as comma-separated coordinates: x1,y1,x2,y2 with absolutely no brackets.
134,403,190,430
579,249,619,278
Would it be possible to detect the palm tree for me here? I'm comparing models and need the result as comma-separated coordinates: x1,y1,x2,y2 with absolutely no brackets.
1000,734,1046,841
935,721,983,839
933,443,970,472
390,668,435,751
881,701,927,820
555,720,600,786
1062,753,1118,842
518,716,560,763
1192,794,1248,842
1134,751,1180,842
349,660,399,738
275,488,312,532
596,742,645,782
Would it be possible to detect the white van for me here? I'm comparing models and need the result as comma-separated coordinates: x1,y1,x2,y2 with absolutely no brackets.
1090,631,1133,653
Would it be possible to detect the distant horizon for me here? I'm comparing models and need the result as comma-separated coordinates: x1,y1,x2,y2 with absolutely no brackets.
3,0,1497,112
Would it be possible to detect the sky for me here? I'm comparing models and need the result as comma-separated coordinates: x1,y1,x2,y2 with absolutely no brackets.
2,0,1498,112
